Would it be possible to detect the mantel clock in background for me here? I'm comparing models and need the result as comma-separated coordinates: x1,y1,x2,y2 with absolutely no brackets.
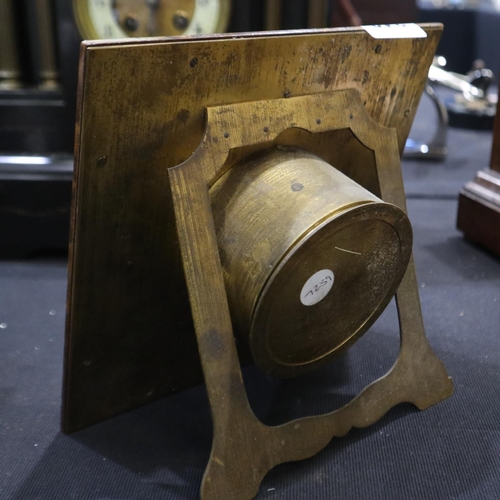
0,0,416,256
0,0,233,256
0,0,237,164
73,0,232,39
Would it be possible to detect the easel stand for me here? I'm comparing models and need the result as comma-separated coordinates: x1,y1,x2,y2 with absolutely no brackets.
63,26,452,500
169,91,453,500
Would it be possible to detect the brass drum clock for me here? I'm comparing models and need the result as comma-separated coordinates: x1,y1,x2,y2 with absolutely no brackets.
73,0,231,39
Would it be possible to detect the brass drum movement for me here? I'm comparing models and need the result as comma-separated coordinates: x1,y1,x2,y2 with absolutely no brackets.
211,147,413,377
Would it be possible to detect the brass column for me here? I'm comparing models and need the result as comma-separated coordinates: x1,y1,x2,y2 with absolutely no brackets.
34,0,59,89
0,0,23,89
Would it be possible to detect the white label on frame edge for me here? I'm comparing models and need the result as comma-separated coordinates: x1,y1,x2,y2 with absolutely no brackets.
363,24,427,39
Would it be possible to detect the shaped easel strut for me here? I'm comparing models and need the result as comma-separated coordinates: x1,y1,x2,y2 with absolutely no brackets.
168,89,453,500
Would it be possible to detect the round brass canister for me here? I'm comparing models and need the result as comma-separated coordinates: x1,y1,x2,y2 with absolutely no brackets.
210,147,412,378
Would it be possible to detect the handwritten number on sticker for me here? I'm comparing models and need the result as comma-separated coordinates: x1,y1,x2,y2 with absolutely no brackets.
305,275,333,298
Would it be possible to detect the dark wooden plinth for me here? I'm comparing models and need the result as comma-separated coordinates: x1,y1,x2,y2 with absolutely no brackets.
457,169,500,256
457,76,500,256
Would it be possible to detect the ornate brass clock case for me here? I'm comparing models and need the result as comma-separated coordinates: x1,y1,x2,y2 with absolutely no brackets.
64,26,453,500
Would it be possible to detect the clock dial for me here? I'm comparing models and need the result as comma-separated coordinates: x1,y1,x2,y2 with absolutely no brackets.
73,0,231,40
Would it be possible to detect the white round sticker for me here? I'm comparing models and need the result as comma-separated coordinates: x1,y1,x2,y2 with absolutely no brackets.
300,269,335,306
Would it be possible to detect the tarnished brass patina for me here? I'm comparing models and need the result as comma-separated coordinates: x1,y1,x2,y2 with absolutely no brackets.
211,147,412,377
64,26,453,500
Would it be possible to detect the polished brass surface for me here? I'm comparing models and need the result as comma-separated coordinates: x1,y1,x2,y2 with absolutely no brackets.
35,0,60,89
66,28,453,500
0,0,22,88
73,0,231,39
211,147,412,377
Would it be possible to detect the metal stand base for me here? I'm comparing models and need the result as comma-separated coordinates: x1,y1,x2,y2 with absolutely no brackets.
169,90,453,500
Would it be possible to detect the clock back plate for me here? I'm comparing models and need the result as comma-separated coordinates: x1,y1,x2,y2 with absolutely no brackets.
64,26,442,433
